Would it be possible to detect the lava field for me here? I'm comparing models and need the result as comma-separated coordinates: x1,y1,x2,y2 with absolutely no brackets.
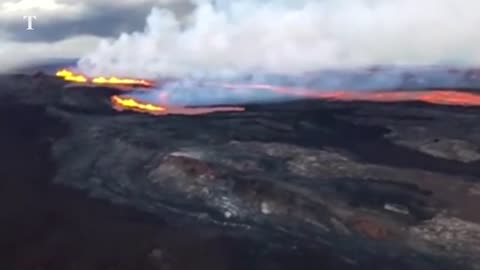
0,73,479,270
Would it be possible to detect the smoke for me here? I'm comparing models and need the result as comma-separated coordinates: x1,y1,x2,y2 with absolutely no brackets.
78,0,480,78
76,0,480,107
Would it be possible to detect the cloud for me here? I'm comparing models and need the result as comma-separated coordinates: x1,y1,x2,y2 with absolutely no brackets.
0,0,193,42
77,0,480,78
0,35,103,73
1,5,150,42
0,0,193,72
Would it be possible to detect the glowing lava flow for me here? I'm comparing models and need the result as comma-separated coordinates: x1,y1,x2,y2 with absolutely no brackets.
333,90,480,106
111,95,245,115
55,69,154,88
111,95,167,115
91,76,152,88
217,83,480,107
56,69,87,83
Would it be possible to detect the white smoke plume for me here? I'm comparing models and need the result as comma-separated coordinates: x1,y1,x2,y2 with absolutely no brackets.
77,0,480,79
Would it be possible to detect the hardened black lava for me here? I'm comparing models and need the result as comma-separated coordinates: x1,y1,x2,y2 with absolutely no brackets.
0,72,478,270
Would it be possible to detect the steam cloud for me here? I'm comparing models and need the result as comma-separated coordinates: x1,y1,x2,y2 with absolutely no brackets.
76,0,480,107
78,0,480,78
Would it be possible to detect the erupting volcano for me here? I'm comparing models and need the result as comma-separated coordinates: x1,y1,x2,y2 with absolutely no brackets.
5,0,480,268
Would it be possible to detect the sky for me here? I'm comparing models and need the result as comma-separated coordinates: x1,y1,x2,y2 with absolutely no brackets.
2,0,480,76
0,0,193,72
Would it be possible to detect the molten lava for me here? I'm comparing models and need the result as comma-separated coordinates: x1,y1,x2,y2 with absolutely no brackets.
111,95,167,115
92,77,152,88
324,90,480,106
56,69,154,88
56,69,87,83
218,83,480,107
111,95,245,115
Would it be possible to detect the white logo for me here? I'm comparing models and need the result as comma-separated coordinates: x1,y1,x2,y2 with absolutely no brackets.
23,15,37,30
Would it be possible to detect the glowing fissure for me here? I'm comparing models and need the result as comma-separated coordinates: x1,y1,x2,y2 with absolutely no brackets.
55,69,154,88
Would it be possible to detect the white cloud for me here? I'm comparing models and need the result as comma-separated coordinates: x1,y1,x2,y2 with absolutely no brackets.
0,0,193,26
0,0,86,20
78,0,480,78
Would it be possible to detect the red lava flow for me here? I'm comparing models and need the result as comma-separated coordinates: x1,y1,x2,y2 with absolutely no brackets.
217,83,480,106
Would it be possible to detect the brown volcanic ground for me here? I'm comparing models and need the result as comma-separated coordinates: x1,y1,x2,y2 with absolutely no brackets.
0,73,479,269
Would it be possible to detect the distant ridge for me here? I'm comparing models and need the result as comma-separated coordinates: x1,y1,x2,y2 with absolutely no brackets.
9,58,79,75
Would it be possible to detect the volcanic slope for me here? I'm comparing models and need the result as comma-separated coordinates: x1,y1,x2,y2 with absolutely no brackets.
0,73,480,270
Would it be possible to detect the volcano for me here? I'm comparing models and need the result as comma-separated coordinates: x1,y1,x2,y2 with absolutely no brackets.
0,71,479,270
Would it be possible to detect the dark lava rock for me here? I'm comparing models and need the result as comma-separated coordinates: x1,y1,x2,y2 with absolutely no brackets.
0,74,479,269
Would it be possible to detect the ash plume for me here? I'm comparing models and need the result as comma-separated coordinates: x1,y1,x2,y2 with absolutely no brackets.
78,0,480,79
